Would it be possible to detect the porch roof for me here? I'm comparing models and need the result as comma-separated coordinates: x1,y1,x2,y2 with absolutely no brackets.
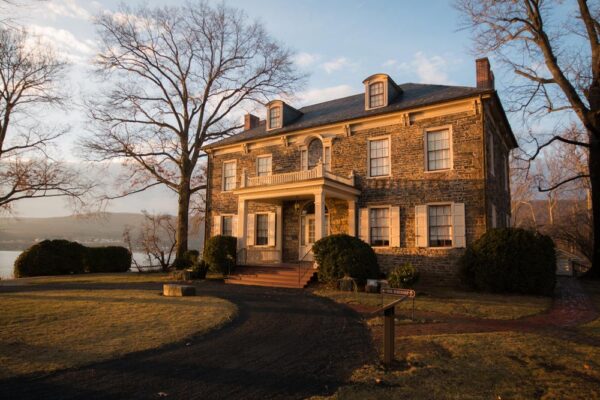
232,176,359,201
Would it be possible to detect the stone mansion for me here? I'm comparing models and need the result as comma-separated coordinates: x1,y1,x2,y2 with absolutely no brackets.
203,58,517,284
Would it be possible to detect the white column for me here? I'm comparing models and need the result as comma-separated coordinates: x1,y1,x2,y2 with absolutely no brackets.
348,199,356,237
237,199,247,250
314,190,326,241
276,204,283,262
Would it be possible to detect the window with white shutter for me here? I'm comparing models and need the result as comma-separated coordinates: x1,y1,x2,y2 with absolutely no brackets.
359,208,369,242
390,206,400,247
415,205,428,247
212,215,221,236
452,203,466,248
247,213,255,246
267,212,276,246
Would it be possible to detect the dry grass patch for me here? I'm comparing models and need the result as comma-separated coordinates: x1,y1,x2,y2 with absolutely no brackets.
0,289,236,379
311,332,600,400
581,281,600,338
313,287,550,320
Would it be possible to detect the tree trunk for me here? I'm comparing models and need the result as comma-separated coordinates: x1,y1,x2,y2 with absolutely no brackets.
175,184,191,262
586,132,600,279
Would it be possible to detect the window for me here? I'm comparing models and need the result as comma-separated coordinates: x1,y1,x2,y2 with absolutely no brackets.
222,216,233,236
269,106,281,129
223,161,236,191
369,138,390,177
428,205,452,247
427,129,451,171
369,82,384,108
257,155,272,177
370,207,389,246
255,214,268,245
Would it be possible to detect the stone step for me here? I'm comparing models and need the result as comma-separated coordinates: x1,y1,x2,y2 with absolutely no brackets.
225,278,306,289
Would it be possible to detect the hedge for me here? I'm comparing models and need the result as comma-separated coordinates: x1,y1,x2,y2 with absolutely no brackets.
14,240,132,278
459,228,556,296
312,234,380,285
204,235,237,275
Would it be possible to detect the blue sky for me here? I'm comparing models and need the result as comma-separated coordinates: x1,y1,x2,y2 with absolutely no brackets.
8,0,499,217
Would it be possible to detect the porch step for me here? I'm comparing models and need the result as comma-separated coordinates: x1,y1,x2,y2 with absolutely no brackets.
225,264,316,288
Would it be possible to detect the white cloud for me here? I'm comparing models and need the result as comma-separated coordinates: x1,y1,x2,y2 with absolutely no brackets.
293,52,320,68
382,59,397,68
45,0,91,20
27,24,96,64
321,57,357,74
397,52,452,84
296,84,356,106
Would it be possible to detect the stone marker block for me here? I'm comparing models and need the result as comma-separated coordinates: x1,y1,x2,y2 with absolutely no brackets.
163,284,196,297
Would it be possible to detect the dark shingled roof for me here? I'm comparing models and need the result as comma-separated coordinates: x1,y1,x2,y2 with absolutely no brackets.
204,83,496,149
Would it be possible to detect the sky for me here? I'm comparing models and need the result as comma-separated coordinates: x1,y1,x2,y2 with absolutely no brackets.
3,0,535,217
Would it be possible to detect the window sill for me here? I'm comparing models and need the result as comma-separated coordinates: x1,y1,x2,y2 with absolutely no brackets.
366,175,392,180
424,168,452,174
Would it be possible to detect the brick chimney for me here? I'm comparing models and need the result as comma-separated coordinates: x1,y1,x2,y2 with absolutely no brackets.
476,58,495,90
244,113,260,130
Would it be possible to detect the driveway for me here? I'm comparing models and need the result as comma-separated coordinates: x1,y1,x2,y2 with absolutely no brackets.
0,281,374,400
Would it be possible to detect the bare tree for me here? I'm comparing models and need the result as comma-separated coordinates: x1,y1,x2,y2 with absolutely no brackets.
123,211,177,272
457,0,600,278
82,2,304,262
0,27,89,212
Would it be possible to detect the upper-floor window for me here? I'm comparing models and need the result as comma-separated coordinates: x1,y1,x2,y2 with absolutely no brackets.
368,137,390,177
426,129,451,171
369,82,384,108
370,207,390,246
222,161,236,191
222,216,233,236
257,155,272,177
269,106,281,129
428,204,453,247
255,214,269,245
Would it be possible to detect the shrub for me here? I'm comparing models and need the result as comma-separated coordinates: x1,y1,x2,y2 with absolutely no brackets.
204,235,237,275
312,234,380,285
84,246,132,273
388,262,420,288
192,259,210,280
171,250,200,270
459,228,556,296
14,240,87,278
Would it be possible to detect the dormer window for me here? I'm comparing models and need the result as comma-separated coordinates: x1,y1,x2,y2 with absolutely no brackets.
268,106,281,130
369,82,384,108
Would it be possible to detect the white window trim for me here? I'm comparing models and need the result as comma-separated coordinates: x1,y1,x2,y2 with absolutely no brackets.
256,154,272,176
253,212,271,248
267,106,282,130
364,79,388,110
367,205,392,248
424,125,454,173
367,135,392,178
222,160,237,192
426,202,454,250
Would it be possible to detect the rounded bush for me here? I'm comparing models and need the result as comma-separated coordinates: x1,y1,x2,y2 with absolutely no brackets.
85,246,132,273
192,259,210,280
14,240,86,278
171,250,200,270
312,234,380,285
459,228,556,296
204,235,237,275
388,262,420,288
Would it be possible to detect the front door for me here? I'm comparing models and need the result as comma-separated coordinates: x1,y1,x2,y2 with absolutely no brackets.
299,214,315,261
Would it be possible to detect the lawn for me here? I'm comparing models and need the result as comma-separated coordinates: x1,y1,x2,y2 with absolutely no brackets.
310,331,600,400
0,286,237,379
313,286,551,320
580,281,600,339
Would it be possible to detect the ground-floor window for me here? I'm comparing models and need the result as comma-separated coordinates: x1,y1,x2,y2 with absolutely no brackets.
369,207,389,246
428,205,452,247
255,214,269,245
222,216,233,236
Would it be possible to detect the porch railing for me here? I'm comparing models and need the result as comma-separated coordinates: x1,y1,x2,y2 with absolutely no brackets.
237,247,281,265
240,162,354,188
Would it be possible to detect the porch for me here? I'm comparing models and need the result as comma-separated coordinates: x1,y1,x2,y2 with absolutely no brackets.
232,163,360,265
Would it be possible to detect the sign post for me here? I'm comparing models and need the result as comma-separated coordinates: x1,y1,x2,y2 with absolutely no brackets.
372,297,407,368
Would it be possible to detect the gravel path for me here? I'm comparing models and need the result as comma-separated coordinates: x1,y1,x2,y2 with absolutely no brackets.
0,281,374,400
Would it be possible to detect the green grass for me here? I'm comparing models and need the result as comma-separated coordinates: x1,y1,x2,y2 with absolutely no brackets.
313,286,551,320
310,331,600,400
0,286,236,379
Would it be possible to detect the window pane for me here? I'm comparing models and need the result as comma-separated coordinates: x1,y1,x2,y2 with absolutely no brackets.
428,205,452,247
223,162,236,191
370,208,389,246
427,130,450,171
369,138,390,177
222,216,232,236
256,214,269,245
257,156,271,176
369,82,384,108
269,107,281,129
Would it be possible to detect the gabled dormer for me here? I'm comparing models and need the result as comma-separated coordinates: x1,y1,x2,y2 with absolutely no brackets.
362,73,402,110
266,100,303,131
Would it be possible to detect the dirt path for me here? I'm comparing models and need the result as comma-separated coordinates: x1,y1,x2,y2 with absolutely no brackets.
0,281,374,400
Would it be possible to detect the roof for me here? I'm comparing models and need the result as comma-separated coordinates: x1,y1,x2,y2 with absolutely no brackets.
204,83,508,149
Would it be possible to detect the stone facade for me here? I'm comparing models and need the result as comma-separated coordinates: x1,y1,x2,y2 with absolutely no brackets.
205,95,513,285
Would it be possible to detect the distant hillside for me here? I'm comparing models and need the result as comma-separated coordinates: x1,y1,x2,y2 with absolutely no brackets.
0,213,204,251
